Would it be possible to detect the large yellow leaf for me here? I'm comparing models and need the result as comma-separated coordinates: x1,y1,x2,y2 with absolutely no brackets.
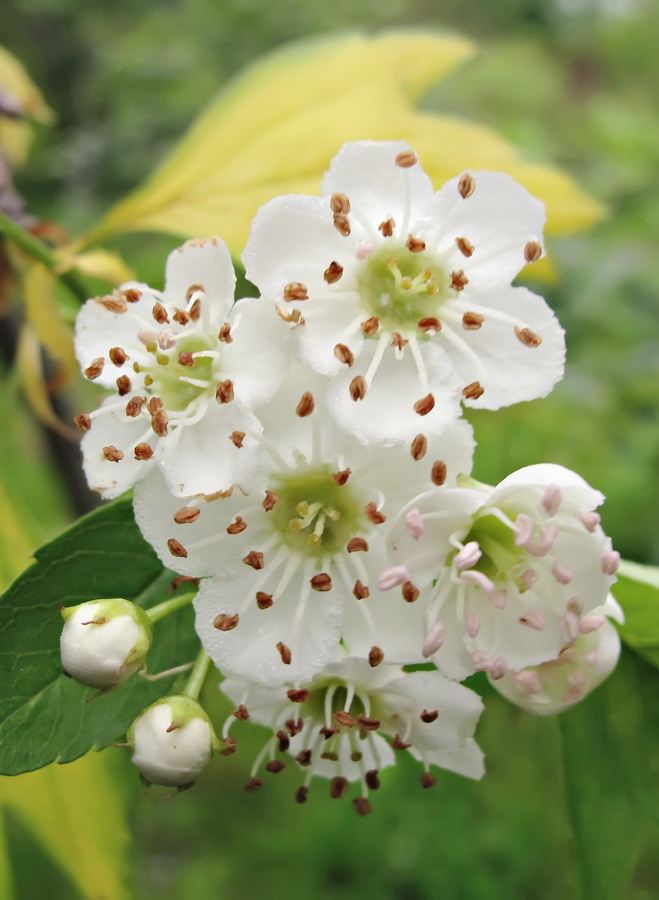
0,752,131,900
0,815,14,900
81,31,602,260
22,262,76,377
0,45,54,166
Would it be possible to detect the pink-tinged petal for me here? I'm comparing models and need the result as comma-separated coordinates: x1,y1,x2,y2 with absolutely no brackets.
161,238,235,327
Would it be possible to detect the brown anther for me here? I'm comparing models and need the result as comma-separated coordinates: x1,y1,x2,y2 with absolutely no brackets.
233,705,250,721
126,396,145,417
256,591,273,609
265,760,285,774
368,646,384,667
334,343,354,366
178,351,195,367
420,709,439,723
103,445,124,463
347,537,368,553
134,442,153,460
277,642,292,665
310,573,332,592
295,785,309,803
283,282,308,302
418,317,441,333
73,413,91,431
213,613,239,632
243,550,264,570
276,730,290,752
462,381,484,400
276,306,305,326
421,771,437,789
356,715,380,732
414,393,435,416
361,316,380,336
331,468,351,486
152,302,169,324
151,409,169,437
296,391,315,417
402,581,419,603
116,375,131,396
287,688,308,703
406,235,426,253
229,430,246,448
524,240,543,263
455,236,475,257
353,797,372,816
244,777,263,792
395,149,418,168
378,218,395,237
121,288,141,304
457,172,475,199
365,502,386,525
99,293,128,314
411,433,428,460
226,516,247,535
462,311,484,330
349,376,367,401
431,460,447,486
392,734,412,750
148,397,164,413
334,710,357,728
330,776,349,799
109,347,129,367
365,769,381,790
167,538,188,558
514,326,542,348
188,298,201,320
390,332,409,350
324,261,344,284
295,750,312,767
173,307,190,326
353,580,370,600
450,269,469,291
186,283,203,302
330,192,351,214
84,357,105,380
174,506,201,525
286,718,304,736
219,736,237,756
320,726,338,740
216,380,234,404
218,322,232,343
170,575,200,592
262,490,278,512
333,213,351,236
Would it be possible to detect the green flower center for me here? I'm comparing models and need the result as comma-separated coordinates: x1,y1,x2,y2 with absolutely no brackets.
357,245,450,332
461,513,524,582
140,335,218,412
268,465,364,558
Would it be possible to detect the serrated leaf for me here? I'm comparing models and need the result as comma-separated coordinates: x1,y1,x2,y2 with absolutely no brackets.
0,495,200,775
614,560,659,667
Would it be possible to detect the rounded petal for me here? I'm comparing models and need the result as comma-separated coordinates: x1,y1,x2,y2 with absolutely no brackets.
491,463,604,512
161,238,235,327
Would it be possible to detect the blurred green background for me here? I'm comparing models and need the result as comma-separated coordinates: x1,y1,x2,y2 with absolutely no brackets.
1,0,658,897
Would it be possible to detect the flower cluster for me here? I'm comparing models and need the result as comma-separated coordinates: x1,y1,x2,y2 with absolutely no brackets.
66,141,621,809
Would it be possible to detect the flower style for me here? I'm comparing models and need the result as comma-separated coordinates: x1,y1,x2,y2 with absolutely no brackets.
74,237,290,498
382,464,620,680
243,141,565,444
489,596,623,715
134,367,475,684
220,655,484,814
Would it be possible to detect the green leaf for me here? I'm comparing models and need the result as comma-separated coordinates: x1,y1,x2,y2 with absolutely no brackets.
0,495,199,775
614,559,659,667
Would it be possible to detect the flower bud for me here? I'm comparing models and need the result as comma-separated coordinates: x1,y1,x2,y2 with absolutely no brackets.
60,598,152,688
127,696,219,787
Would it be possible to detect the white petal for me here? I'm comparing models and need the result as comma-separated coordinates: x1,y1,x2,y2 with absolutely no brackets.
491,463,604,512
420,739,485,780
161,238,235,328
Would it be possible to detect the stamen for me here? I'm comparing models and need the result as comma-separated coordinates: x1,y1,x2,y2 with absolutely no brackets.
230,431,246,448
402,581,419,603
360,317,380,336
310,573,332,592
552,561,573,584
457,173,475,199
514,670,542,694
541,484,563,516
347,538,368,553
333,214,351,236
256,591,273,609
214,613,239,631
174,507,201,525
514,513,534,546
462,312,484,330
580,615,605,634
330,192,350,214
455,236,474,257
276,642,292,665
218,322,232,343
431,460,447,486
390,332,409,351
152,302,169,324
580,511,601,533
73,413,91,431
324,261,344,284
464,609,480,637
489,656,508,680
243,550,264,569
420,772,437,789
84,358,105,380
378,219,394,237
134,443,153,460
332,468,351,485
109,347,129,366
462,381,484,400
283,282,308,302
216,380,234,404
418,317,441,333
167,538,187,558
353,580,369,599
461,570,494,595
151,409,169,437
601,550,620,575
450,270,469,292
103,445,124,462
519,611,546,631
413,393,435,416
491,588,507,609
524,240,543,263
514,326,542,348
99,293,127,314
455,541,482,570
123,288,142,303
349,376,367,401
395,150,417,168
368,646,384,667
377,565,410,591
405,507,424,539
365,502,386,524
227,516,247,535
410,434,427,461
406,235,426,253
559,611,579,645
296,391,315,417
116,375,131,396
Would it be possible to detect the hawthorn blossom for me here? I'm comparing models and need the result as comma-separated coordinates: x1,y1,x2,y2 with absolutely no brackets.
220,655,484,813
243,141,565,444
490,596,623,715
74,237,290,498
134,368,475,684
382,464,620,680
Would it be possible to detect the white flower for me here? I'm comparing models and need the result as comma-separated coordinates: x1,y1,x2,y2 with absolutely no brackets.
74,237,290,498
243,141,565,444
60,598,152,688
383,464,620,680
489,596,623,714
134,367,475,684
220,655,484,813
128,696,217,787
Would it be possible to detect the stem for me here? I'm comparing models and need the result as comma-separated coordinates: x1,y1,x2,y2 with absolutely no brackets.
0,209,90,304
146,590,196,624
182,649,212,701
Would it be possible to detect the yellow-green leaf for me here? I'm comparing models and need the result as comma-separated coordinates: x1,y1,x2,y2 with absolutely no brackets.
60,246,135,286
0,45,54,166
22,262,76,378
16,325,77,440
0,752,131,900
